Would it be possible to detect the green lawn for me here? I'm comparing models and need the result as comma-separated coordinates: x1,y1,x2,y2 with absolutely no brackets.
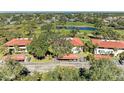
79,30,94,33
56,29,94,34
65,22,95,27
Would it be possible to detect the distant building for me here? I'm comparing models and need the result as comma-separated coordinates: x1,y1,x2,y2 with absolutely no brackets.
59,38,124,60
3,38,32,62
4,38,32,53
4,37,124,61
2,54,26,62
91,39,124,59
70,37,84,54
58,37,84,60
58,54,79,61
94,54,112,60
11,54,26,62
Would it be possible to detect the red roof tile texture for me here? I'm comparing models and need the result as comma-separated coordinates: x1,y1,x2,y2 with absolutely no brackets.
91,39,124,49
58,54,79,60
11,54,25,61
3,54,25,61
94,54,112,60
5,38,32,47
70,38,84,46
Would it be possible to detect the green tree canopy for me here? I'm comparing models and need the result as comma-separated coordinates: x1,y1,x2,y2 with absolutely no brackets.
0,61,29,81
28,31,73,58
94,18,121,40
42,66,82,81
88,59,123,81
83,39,96,53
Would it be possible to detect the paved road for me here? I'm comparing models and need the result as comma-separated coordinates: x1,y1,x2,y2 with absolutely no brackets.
1,61,124,73
22,61,124,73
21,61,90,72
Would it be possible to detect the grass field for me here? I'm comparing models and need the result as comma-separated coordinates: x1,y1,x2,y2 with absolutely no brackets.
65,22,95,27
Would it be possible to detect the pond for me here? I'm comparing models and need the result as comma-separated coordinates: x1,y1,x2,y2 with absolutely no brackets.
56,26,96,31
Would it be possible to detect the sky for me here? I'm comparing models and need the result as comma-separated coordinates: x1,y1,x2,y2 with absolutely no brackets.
0,0,123,11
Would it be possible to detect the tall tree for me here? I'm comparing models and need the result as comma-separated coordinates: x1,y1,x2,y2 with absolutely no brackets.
28,31,72,58
28,32,49,58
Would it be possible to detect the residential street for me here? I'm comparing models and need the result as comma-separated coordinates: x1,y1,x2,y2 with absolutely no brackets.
21,61,90,72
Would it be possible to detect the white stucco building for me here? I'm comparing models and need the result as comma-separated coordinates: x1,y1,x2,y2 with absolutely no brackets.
70,37,84,54
91,39,124,58
4,38,32,53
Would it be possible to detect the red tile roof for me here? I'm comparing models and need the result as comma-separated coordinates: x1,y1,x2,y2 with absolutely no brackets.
2,54,25,61
11,54,25,61
94,54,112,60
91,39,124,49
58,54,79,60
5,38,32,47
70,38,84,46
